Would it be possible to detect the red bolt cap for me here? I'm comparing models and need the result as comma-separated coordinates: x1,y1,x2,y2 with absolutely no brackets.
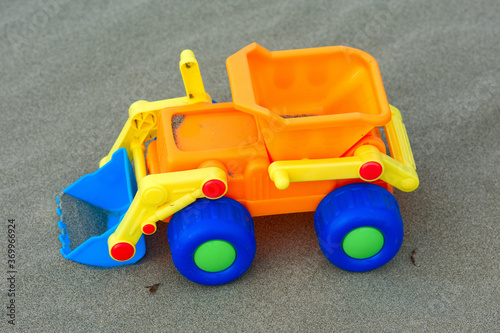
359,161,383,180
110,242,135,261
142,224,156,235
202,179,226,198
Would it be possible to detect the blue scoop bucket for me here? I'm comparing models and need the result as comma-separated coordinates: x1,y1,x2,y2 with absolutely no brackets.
56,148,146,267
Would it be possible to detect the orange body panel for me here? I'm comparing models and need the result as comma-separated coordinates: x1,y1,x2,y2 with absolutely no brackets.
146,102,391,217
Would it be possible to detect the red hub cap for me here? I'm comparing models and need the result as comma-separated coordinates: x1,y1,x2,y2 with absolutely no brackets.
142,224,156,235
359,161,383,180
202,179,226,198
111,242,135,261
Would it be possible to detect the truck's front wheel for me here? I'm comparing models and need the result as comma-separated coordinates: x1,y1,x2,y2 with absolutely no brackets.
314,183,404,272
168,197,256,285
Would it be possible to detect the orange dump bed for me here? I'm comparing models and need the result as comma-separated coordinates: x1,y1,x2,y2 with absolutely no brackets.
226,43,392,161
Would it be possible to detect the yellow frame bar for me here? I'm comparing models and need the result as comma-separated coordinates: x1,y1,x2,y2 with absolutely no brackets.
385,105,416,169
268,105,419,192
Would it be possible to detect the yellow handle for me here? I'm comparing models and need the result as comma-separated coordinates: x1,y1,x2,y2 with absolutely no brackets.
180,50,208,104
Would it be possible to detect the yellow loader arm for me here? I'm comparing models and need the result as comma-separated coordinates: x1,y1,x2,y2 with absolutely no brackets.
108,166,228,262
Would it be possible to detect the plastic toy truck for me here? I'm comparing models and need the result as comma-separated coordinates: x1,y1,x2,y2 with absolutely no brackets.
57,43,418,285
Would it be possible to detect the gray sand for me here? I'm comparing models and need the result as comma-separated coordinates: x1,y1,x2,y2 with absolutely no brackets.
1,1,498,331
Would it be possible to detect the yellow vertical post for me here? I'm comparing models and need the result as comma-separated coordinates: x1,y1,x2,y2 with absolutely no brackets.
180,50,207,104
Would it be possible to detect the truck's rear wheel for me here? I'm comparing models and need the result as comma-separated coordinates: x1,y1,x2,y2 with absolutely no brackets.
314,183,404,272
168,197,256,285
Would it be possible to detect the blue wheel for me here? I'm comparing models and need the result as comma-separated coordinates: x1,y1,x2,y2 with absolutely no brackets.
167,197,256,285
314,183,404,272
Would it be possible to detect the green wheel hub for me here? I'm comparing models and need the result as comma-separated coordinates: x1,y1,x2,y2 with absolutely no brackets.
342,227,384,259
194,240,236,272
